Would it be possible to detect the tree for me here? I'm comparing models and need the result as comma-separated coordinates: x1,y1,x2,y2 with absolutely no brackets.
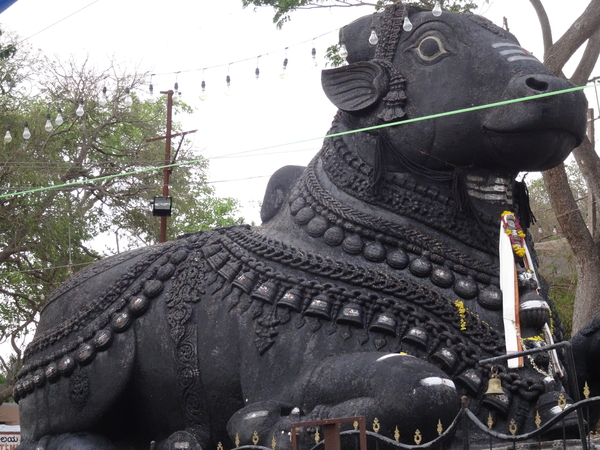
527,163,588,338
0,35,243,402
242,0,480,28
242,0,600,334
532,0,600,333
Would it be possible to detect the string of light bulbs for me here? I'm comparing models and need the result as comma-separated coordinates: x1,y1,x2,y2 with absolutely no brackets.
3,22,340,141
5,0,599,141
147,26,339,102
1,82,599,200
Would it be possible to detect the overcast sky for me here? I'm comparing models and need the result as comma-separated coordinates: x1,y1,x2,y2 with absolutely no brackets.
1,0,598,227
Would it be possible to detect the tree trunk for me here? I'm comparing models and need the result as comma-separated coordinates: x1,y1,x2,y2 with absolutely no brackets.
544,164,600,332
531,0,600,333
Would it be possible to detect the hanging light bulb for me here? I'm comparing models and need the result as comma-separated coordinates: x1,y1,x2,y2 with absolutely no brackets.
311,45,317,68
4,126,11,143
432,1,443,16
173,82,180,102
99,86,107,106
76,98,84,117
369,29,379,45
226,75,231,89
124,87,133,107
148,83,155,103
339,44,348,61
255,55,261,80
403,16,413,32
55,108,63,126
200,79,207,101
280,48,289,79
22,121,31,140
280,58,288,79
45,114,53,132
148,74,155,103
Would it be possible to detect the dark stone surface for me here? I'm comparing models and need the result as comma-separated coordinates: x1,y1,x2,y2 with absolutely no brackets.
15,4,593,450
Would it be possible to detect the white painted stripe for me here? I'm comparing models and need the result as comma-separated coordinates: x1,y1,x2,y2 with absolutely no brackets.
499,220,521,368
376,353,412,362
499,49,526,55
507,55,539,62
492,42,521,48
420,377,456,389
243,410,269,420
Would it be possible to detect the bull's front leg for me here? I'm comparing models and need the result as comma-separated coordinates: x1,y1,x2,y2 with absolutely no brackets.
228,352,460,449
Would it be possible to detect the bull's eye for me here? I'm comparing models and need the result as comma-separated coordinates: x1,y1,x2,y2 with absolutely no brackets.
416,36,447,61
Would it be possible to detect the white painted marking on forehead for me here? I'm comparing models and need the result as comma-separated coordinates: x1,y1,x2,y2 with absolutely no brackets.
499,49,527,56
492,42,521,48
420,377,456,389
507,55,539,62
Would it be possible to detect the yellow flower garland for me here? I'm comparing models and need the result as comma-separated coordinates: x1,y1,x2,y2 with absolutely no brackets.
501,211,527,259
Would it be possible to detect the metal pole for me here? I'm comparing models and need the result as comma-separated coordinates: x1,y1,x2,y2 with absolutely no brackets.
160,90,173,243
479,341,588,450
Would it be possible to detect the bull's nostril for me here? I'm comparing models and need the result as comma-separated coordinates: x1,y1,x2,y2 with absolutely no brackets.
526,77,549,92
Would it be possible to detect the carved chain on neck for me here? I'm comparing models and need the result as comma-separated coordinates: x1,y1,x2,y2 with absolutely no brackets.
317,123,502,255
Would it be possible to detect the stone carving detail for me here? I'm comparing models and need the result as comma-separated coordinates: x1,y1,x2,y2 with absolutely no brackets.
14,4,595,450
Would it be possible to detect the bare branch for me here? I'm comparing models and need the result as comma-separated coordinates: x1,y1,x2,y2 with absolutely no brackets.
570,25,600,86
544,0,600,74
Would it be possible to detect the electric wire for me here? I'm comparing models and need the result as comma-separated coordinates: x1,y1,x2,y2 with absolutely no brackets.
1,82,598,200
151,29,338,78
18,0,102,44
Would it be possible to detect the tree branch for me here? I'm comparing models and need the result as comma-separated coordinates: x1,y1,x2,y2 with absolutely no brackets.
544,0,600,74
570,25,600,85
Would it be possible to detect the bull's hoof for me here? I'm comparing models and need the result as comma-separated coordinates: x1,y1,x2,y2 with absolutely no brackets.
227,400,298,448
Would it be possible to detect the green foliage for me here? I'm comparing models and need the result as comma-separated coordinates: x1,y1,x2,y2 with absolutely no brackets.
241,0,485,29
545,274,576,339
527,161,589,242
324,44,344,68
0,29,16,61
528,161,588,339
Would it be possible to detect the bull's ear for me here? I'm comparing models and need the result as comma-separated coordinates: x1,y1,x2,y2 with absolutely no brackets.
321,61,389,112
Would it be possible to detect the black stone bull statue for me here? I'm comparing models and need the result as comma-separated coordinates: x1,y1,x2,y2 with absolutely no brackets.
15,4,591,450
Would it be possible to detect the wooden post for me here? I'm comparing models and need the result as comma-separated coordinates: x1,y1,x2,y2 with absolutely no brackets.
291,416,366,450
145,92,197,243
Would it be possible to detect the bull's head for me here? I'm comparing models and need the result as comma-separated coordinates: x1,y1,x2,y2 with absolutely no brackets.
322,5,587,176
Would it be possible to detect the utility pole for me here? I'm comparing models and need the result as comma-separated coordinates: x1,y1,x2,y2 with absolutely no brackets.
160,90,173,244
146,90,197,243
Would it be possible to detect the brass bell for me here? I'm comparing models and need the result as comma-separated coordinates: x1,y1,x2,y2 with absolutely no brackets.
485,367,505,395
